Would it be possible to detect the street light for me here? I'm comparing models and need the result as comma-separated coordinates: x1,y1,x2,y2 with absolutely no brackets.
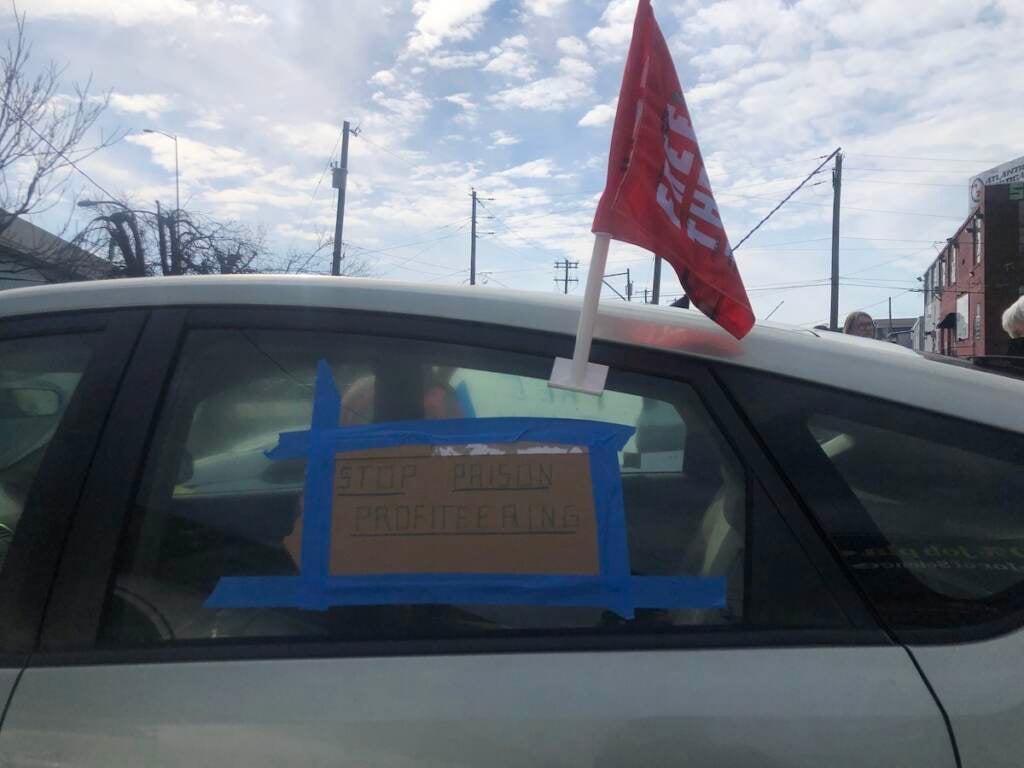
143,128,180,254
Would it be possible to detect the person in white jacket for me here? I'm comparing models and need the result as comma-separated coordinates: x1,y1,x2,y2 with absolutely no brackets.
1003,295,1024,340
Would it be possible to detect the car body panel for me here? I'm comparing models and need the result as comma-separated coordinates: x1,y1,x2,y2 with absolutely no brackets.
913,632,1024,768
3,649,954,768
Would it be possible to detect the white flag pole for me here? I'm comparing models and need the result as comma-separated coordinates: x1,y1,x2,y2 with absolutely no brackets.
548,232,611,395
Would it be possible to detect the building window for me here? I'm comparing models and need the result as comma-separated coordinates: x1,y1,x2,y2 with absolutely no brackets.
939,259,946,289
956,293,969,341
949,245,956,284
973,214,983,264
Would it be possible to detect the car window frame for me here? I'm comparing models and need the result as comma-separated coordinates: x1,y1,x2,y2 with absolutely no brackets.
0,309,148,656
38,305,882,664
716,363,1024,645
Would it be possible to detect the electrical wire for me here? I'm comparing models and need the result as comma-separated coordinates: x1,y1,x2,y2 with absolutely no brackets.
717,189,965,221
0,93,119,201
848,152,1000,164
731,148,841,251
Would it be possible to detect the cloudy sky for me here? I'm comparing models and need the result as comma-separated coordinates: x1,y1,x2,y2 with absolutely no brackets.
14,0,1024,325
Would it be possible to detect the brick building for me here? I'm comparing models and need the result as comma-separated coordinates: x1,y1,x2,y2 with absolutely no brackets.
922,172,1024,359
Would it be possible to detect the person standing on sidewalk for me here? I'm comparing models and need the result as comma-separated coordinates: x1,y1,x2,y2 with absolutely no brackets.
843,311,877,339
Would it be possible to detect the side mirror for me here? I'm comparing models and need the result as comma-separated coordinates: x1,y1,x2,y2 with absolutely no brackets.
0,387,60,418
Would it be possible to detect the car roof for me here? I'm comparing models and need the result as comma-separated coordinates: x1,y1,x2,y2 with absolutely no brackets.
3,275,1022,434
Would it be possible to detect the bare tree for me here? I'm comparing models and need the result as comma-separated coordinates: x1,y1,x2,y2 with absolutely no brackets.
0,5,119,238
73,201,363,279
275,228,371,277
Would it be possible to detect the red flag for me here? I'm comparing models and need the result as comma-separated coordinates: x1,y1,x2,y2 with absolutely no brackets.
593,0,754,339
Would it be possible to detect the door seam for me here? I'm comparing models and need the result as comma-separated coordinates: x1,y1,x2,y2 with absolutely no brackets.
904,645,963,768
0,663,26,732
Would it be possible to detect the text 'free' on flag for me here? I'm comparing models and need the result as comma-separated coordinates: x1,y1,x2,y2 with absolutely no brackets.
548,0,753,396
593,0,754,340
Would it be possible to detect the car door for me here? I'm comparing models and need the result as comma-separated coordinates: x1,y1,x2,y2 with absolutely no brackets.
0,310,144,723
720,365,1024,768
1,306,954,768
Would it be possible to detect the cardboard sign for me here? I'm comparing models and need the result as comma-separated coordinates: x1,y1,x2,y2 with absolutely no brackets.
207,361,723,617
321,442,600,576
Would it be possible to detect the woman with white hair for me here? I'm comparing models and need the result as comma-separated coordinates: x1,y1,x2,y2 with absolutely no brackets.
1003,295,1024,340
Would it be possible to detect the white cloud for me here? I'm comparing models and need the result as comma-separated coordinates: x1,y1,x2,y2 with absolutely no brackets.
497,34,529,50
556,36,587,57
489,55,596,111
523,0,569,17
578,98,617,127
406,0,497,54
25,0,268,27
371,87,433,125
109,92,173,120
586,0,636,55
425,50,490,69
483,36,537,79
187,108,225,131
496,158,558,178
444,92,478,125
204,0,269,26
267,121,344,158
689,44,755,73
444,93,475,111
25,0,198,25
274,223,323,243
126,134,263,185
490,130,520,146
557,56,595,79
369,69,396,86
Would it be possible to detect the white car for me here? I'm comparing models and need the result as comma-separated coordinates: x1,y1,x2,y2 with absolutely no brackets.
0,275,1022,768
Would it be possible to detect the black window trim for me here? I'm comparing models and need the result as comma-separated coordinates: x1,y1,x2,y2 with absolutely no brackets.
0,309,149,659
37,304,884,665
717,363,1024,646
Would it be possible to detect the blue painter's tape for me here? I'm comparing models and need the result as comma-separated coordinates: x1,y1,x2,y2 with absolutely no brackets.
210,360,727,618
207,574,725,610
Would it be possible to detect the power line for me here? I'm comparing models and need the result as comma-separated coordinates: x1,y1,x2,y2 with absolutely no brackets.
843,179,965,189
848,152,1000,164
731,148,841,252
843,166,978,176
353,131,412,165
0,93,119,201
717,190,965,221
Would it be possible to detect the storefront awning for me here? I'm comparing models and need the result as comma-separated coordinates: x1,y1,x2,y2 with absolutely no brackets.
937,312,957,330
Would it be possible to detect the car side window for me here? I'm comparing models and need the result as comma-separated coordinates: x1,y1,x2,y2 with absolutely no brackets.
0,334,96,573
723,366,1024,633
99,327,845,646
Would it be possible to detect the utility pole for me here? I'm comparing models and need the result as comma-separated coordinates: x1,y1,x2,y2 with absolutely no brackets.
331,121,358,276
888,296,893,341
553,259,579,294
643,288,649,304
829,150,843,331
605,270,632,301
155,200,169,275
651,255,662,304
470,188,477,286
